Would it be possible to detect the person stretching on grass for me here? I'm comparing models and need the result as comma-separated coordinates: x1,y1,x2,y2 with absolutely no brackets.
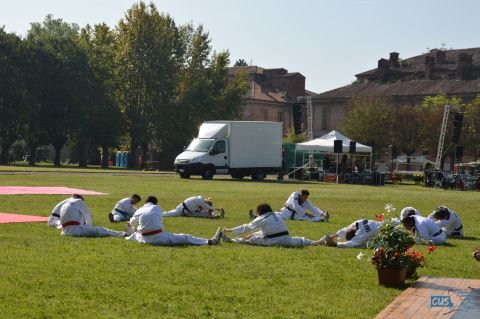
48,194,83,228
60,195,126,237
108,194,141,223
402,215,446,245
222,203,323,247
427,206,464,237
162,195,225,219
319,219,383,248
126,195,223,246
276,189,329,222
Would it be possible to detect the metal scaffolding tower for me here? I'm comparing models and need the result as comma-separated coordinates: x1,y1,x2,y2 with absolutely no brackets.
306,96,313,140
435,105,451,169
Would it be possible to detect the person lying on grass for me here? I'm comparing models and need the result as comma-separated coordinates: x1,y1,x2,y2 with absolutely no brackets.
320,219,384,248
222,203,323,247
402,215,446,245
162,195,225,219
276,189,329,222
427,206,464,237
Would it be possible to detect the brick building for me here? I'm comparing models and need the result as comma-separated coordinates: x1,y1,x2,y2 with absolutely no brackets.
228,66,314,135
312,48,480,137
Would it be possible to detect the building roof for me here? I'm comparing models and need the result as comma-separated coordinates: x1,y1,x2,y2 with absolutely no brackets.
315,47,480,100
315,79,480,99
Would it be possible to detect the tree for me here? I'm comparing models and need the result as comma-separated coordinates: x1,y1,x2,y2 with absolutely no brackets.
234,58,248,66
462,96,480,161
26,15,92,166
389,105,423,170
78,24,123,167
419,94,464,169
116,1,184,168
0,28,27,164
339,95,395,160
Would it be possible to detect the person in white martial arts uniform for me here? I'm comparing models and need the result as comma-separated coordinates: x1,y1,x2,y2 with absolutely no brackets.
60,196,126,237
321,219,382,248
276,189,329,222
108,194,141,222
402,215,446,245
399,206,422,221
126,195,223,246
48,194,83,228
222,203,322,247
162,195,224,219
427,206,464,237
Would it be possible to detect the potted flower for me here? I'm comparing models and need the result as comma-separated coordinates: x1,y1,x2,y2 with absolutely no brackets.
368,220,416,286
405,246,436,279
390,171,402,185
413,173,424,186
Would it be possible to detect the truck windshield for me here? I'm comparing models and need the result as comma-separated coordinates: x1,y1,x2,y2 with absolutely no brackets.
186,139,214,152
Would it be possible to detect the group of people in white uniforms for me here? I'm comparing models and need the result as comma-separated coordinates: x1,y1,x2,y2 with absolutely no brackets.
318,205,463,248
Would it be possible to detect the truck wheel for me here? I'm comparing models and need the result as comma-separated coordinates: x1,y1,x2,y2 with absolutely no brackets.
179,173,190,179
251,170,265,181
201,168,214,180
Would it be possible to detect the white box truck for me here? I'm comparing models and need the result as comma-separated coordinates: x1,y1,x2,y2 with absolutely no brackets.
174,121,282,180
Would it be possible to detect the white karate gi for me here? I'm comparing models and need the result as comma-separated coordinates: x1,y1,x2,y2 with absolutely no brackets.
111,197,137,222
126,202,209,246
400,207,421,221
427,208,463,236
48,198,70,228
60,198,124,237
163,196,215,218
336,219,380,248
277,191,325,222
412,215,446,245
230,211,315,247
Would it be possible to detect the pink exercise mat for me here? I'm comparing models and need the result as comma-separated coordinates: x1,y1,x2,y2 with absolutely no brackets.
0,212,49,224
0,186,107,195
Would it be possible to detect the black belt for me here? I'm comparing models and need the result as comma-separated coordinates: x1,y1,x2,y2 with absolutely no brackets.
114,208,129,215
355,219,368,230
182,202,193,215
285,206,296,220
433,229,443,237
265,231,289,239
455,225,463,231
52,213,60,218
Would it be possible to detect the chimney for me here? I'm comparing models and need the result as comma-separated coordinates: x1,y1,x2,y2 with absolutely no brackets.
424,56,435,80
389,52,400,67
436,50,447,64
456,52,473,80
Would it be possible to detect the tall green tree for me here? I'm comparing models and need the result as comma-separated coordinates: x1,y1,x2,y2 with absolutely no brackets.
234,58,248,66
462,96,480,161
0,28,27,164
27,15,92,166
116,1,184,168
79,24,123,167
339,95,395,159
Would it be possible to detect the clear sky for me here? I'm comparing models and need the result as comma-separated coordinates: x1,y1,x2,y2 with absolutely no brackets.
1,0,480,93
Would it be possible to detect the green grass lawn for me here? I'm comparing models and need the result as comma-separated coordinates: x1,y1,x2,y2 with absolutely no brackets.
0,167,479,318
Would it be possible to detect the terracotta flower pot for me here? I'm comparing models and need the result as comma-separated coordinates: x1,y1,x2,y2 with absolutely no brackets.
377,267,406,287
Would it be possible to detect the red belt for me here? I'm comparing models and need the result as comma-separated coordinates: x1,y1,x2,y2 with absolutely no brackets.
62,221,81,228
142,229,163,236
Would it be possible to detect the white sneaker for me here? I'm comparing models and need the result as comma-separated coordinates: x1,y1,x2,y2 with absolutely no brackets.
210,227,223,245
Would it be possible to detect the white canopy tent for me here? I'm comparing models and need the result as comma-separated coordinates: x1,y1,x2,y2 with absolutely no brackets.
296,130,372,153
